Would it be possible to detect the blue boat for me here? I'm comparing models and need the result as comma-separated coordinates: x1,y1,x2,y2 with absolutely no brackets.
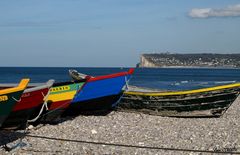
67,68,134,114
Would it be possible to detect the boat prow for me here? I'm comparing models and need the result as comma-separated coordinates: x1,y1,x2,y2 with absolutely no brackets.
0,79,30,128
0,80,54,130
67,68,135,115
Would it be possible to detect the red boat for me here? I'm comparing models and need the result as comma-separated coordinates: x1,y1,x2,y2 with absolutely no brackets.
0,80,54,130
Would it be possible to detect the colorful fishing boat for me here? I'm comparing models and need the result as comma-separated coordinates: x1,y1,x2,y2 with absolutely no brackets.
39,80,86,122
0,80,54,130
67,68,135,114
119,83,240,117
0,79,29,128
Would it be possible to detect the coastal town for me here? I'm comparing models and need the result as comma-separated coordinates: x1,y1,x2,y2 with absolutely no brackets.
138,53,240,68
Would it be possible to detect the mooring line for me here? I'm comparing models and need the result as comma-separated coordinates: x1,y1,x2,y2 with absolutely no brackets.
25,134,240,154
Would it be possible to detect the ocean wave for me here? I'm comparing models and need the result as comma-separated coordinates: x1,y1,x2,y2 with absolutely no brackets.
214,81,236,84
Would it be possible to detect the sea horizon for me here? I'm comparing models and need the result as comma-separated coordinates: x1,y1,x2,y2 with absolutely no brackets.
1,67,240,91
1,66,240,70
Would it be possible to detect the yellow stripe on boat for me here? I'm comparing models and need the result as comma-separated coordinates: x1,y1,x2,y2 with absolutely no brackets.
46,91,76,102
125,82,240,96
0,79,30,95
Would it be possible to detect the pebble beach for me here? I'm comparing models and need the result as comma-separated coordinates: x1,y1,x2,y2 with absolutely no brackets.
1,97,240,155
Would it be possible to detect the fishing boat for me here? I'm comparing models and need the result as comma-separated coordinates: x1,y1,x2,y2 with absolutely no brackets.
0,80,54,130
39,80,86,122
67,68,135,114
119,83,240,117
0,79,29,128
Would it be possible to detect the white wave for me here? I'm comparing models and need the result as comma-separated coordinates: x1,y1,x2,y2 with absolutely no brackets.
174,82,180,86
214,81,236,84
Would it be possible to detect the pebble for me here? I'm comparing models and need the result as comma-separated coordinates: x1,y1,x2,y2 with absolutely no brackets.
91,129,97,134
0,97,240,154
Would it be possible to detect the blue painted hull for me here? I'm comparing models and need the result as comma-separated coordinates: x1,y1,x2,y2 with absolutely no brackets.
69,70,133,112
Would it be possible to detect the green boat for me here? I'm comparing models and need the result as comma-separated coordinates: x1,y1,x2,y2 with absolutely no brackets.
0,79,29,128
119,83,240,117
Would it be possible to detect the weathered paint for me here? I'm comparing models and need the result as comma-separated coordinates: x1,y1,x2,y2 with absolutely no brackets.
120,86,240,117
125,82,240,96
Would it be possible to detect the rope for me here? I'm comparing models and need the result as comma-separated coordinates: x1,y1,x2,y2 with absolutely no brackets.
124,75,129,91
28,99,71,123
29,81,82,123
28,91,51,123
112,75,130,108
42,92,49,110
40,99,71,118
12,97,21,102
24,134,240,154
27,101,48,123
29,75,130,122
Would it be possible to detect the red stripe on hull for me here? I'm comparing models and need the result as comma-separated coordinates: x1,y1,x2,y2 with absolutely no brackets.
13,88,49,112
49,99,72,110
88,68,134,82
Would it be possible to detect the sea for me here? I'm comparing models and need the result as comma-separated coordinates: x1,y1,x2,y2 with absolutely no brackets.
1,67,240,91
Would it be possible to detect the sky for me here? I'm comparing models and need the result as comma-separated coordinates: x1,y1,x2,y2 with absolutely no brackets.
0,0,240,67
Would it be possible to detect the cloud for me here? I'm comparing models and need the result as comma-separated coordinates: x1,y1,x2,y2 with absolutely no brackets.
189,4,240,18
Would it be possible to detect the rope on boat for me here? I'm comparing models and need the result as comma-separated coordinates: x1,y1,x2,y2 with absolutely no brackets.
27,101,48,123
124,76,129,91
42,92,49,111
29,81,83,123
112,75,130,108
28,91,50,123
28,99,71,123
42,100,70,116
28,74,131,123
12,97,21,102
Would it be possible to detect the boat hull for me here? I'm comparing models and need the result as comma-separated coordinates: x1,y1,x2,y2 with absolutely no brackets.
1,108,35,130
0,116,8,128
69,69,134,113
120,86,240,117
0,91,24,128
39,82,84,123
1,88,49,130
40,108,65,123
68,93,123,114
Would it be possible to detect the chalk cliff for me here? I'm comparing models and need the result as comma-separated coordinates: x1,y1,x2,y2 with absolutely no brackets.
138,53,240,68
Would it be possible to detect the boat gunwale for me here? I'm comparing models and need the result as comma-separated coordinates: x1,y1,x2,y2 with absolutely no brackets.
123,91,239,102
0,80,55,94
125,83,240,96
52,80,86,87
0,79,30,95
87,68,134,82
25,80,54,93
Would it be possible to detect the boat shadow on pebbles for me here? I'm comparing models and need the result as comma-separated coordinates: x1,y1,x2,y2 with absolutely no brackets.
30,113,76,126
0,130,26,150
62,109,113,117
